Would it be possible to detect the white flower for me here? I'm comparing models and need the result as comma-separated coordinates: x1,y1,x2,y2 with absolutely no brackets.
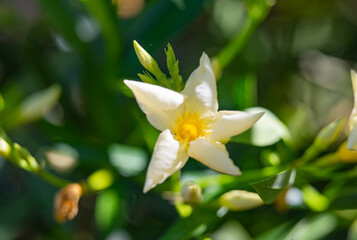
124,53,263,193
348,70,357,151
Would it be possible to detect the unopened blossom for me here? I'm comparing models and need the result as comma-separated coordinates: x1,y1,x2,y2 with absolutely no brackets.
54,183,82,223
124,53,263,193
348,70,357,151
180,182,202,204
220,190,264,211
0,138,11,158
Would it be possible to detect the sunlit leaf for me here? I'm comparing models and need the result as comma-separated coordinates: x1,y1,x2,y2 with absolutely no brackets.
0,94,4,112
210,220,252,240
95,189,120,233
108,143,147,177
170,0,186,10
251,169,296,204
87,169,114,191
213,0,247,38
285,213,337,240
256,213,336,240
158,208,219,240
348,219,357,240
255,220,298,240
302,184,329,212
15,84,61,126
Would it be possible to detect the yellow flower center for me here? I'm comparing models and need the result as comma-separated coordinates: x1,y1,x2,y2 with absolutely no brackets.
173,113,208,144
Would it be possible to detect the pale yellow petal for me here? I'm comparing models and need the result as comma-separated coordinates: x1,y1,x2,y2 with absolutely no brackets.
349,70,357,132
144,129,188,193
188,139,241,175
124,80,183,131
182,53,218,116
211,111,264,141
347,126,357,151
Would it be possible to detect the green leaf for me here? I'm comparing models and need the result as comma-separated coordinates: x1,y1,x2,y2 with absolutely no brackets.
87,169,114,191
95,189,120,234
0,94,4,112
14,84,61,126
251,169,296,204
108,143,147,177
301,184,329,212
285,213,337,240
256,213,336,240
158,208,219,240
210,220,252,240
255,220,298,240
348,219,357,240
231,107,291,146
170,0,186,10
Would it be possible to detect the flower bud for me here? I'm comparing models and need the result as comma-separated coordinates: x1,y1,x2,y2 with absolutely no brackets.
180,182,202,204
13,143,39,171
54,183,82,223
314,117,345,149
133,40,160,75
0,138,11,158
220,190,263,211
302,117,345,163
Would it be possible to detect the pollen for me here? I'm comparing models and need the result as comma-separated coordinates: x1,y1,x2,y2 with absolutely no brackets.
173,113,208,144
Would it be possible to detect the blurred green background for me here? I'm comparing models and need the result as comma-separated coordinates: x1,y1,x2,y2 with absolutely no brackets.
1,0,357,239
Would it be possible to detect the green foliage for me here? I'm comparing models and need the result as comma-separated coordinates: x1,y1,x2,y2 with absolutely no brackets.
165,43,183,91
1,0,357,239
256,213,337,240
300,117,345,164
138,71,157,84
251,169,296,204
108,143,147,176
95,189,121,234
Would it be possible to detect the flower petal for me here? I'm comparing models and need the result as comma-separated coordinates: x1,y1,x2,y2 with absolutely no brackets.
349,70,357,132
124,80,184,131
182,53,218,115
188,139,241,175
144,129,188,193
347,126,357,151
211,111,264,141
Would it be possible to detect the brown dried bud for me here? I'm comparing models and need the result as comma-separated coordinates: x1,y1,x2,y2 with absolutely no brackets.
54,183,82,223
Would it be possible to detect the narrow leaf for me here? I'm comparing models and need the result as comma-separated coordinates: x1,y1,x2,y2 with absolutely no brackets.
251,169,296,204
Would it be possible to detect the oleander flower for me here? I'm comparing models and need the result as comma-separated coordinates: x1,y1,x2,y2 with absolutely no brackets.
348,70,357,151
124,53,263,193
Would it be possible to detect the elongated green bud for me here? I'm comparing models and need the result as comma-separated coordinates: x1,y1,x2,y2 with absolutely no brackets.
133,40,167,84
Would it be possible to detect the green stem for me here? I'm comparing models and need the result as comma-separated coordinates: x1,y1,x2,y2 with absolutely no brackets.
36,169,71,188
216,3,272,71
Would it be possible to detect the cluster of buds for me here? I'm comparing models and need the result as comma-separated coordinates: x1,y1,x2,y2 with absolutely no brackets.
0,131,39,173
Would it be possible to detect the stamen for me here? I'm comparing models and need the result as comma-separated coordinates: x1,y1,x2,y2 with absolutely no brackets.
173,113,208,145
